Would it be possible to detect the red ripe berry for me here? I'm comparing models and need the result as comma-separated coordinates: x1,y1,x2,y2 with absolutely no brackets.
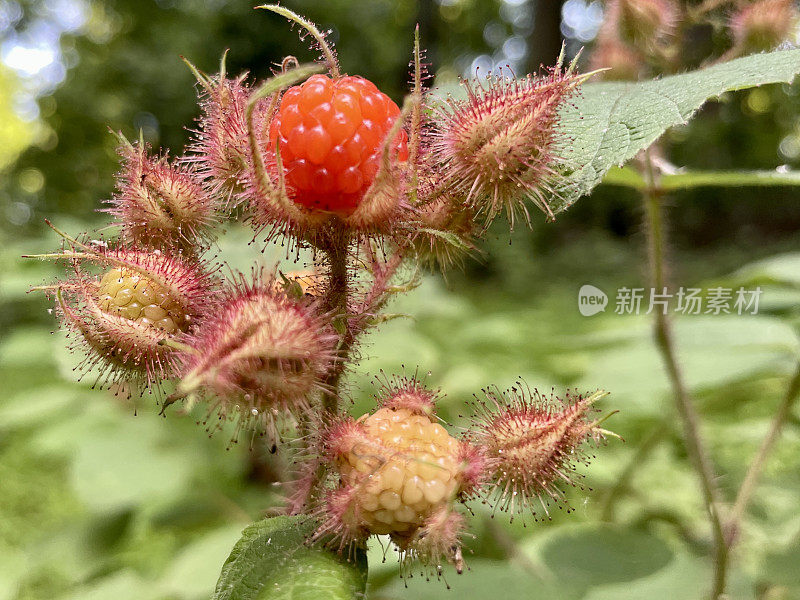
268,74,409,215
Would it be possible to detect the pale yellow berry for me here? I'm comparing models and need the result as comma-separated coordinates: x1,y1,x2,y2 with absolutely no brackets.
340,407,463,538
96,267,186,334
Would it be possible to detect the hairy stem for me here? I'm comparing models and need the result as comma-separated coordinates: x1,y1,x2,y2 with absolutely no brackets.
320,229,352,414
727,362,800,542
640,151,729,600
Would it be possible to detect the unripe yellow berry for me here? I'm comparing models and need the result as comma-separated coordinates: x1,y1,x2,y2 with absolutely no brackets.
96,267,187,334
339,407,462,537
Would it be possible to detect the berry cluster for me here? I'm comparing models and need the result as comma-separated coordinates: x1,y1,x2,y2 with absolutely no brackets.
336,406,462,536
268,73,408,214
28,5,613,580
97,268,186,334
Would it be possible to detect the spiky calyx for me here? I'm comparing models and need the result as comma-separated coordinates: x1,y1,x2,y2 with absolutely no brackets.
427,63,582,224
189,73,253,204
399,506,466,576
108,139,216,251
730,0,799,54
376,375,439,417
50,245,216,392
467,386,610,519
412,185,477,269
176,272,337,432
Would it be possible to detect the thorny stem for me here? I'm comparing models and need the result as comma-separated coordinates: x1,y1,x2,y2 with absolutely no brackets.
358,245,406,315
727,362,800,543
640,150,729,600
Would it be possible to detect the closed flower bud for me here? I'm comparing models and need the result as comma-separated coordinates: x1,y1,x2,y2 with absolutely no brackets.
468,385,612,519
730,0,799,54
428,62,582,225
189,73,253,204
176,272,337,435
107,138,216,252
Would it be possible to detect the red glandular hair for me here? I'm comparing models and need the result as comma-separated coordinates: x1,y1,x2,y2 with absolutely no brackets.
54,245,217,394
176,270,338,437
426,65,581,225
467,384,609,520
107,140,216,251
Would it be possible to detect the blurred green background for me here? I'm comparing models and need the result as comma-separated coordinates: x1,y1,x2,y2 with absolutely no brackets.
2,1,800,599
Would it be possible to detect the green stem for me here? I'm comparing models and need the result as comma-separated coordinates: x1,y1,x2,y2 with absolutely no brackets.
600,424,667,522
727,362,800,542
640,151,729,600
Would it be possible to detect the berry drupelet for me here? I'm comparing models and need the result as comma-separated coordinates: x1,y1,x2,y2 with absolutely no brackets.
268,74,408,215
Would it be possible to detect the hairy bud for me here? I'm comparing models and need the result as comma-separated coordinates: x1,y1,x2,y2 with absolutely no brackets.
730,0,799,54
468,385,611,519
108,139,216,251
428,62,582,224
176,272,337,435
189,74,252,204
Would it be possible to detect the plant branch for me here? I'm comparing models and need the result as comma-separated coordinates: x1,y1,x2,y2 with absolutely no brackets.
599,423,667,521
640,150,729,600
727,362,800,542
320,229,353,414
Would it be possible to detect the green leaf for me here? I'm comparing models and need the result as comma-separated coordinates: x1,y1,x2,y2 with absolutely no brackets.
602,166,800,191
212,515,367,600
523,523,674,590
159,525,246,599
377,559,584,600
733,252,800,288
555,49,800,211
576,314,800,416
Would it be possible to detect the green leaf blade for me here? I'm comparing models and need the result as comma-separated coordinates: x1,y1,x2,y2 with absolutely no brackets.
212,515,367,600
555,48,800,211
